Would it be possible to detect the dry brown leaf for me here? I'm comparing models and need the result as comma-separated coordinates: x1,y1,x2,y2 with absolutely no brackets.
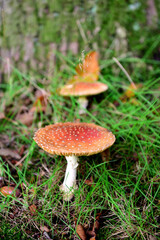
30,91,48,113
123,83,142,99
0,186,20,197
40,225,50,233
16,111,34,126
86,213,101,240
148,235,157,240
86,230,96,239
92,213,101,232
130,98,140,106
84,176,94,187
76,224,87,240
0,148,21,159
124,83,137,98
0,112,5,119
92,220,100,232
29,204,37,215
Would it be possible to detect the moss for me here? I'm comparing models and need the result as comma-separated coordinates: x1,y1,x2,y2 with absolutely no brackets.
0,217,31,240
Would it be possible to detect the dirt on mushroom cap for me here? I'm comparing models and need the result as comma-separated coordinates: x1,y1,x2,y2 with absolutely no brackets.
34,122,115,156
58,82,108,97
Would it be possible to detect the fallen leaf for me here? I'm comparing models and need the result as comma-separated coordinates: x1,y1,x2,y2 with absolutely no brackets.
43,231,52,240
40,225,50,233
30,90,49,113
0,112,5,119
124,83,137,98
84,176,94,187
0,148,21,159
130,98,140,106
86,230,96,239
122,83,142,99
0,134,11,148
0,186,20,197
9,213,14,219
16,111,34,126
93,213,101,231
86,213,101,240
29,204,37,215
148,235,157,240
76,224,87,240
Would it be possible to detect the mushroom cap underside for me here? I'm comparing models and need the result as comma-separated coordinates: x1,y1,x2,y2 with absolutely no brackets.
58,82,108,97
34,122,115,156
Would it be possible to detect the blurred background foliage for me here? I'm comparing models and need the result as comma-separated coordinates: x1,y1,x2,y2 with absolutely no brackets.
0,0,160,77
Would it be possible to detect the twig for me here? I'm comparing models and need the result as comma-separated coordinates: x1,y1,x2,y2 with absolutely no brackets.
113,57,136,88
15,152,29,167
5,158,17,171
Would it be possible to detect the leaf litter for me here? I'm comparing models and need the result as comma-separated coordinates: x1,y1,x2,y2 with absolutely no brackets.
0,48,159,239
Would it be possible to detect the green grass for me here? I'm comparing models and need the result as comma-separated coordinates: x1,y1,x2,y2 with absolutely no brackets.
0,54,160,239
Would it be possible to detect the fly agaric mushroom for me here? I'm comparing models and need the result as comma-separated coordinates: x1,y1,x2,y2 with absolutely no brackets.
34,122,115,200
58,81,108,114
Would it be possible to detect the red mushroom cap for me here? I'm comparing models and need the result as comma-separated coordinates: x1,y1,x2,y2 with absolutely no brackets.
34,122,115,156
58,82,108,97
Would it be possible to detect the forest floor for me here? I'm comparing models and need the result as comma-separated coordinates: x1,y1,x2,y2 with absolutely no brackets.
0,1,160,239
0,50,160,239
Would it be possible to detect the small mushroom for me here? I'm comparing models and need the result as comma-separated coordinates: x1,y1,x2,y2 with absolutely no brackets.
34,122,115,200
58,81,108,114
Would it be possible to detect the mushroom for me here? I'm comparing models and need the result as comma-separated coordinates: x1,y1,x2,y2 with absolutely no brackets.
58,81,108,114
34,122,115,200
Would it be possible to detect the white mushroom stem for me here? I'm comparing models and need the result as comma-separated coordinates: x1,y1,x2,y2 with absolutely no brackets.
78,96,88,114
60,155,79,200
